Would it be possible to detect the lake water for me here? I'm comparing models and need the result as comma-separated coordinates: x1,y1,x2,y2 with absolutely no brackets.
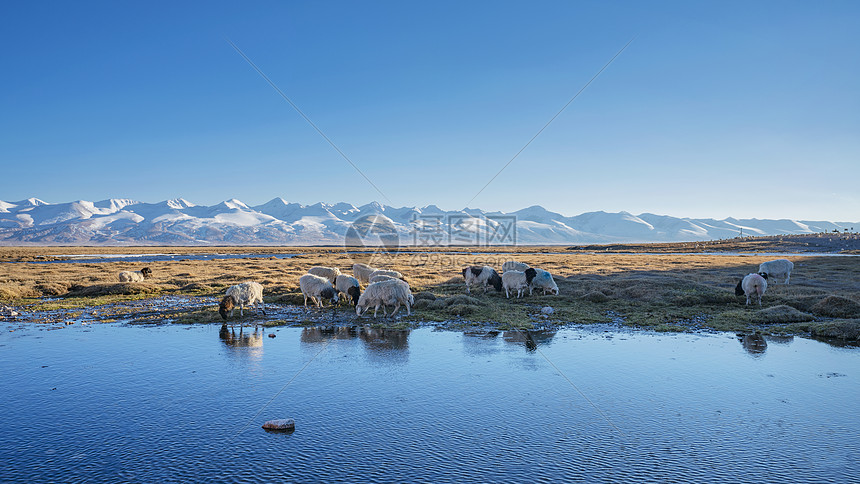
1,323,858,483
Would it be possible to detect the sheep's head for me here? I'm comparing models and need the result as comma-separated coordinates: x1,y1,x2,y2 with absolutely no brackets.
321,287,338,304
488,270,503,292
141,267,153,279
219,295,235,319
524,268,537,285
347,286,360,306
734,280,745,296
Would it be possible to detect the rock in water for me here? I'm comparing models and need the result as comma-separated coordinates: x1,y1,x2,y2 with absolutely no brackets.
262,419,295,431
541,306,554,315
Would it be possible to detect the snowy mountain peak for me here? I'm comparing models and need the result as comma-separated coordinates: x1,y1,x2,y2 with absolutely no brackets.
0,198,855,245
166,198,195,209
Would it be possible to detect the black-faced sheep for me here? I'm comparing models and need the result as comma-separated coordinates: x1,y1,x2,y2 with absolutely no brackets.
308,266,341,284
502,260,530,272
529,268,559,295
219,281,266,320
462,266,503,294
758,259,794,284
353,263,378,285
735,273,768,306
335,274,361,307
356,279,413,317
118,267,153,282
299,274,339,308
501,268,537,299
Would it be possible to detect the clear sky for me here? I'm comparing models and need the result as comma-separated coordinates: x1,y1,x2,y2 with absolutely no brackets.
1,1,858,221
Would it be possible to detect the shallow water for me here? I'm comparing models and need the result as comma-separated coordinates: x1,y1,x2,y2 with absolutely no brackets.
1,323,858,483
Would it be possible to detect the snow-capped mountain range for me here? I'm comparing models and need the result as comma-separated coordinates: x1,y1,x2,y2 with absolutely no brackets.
0,197,855,246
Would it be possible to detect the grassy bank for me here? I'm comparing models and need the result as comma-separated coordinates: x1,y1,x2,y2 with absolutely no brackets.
2,245,859,339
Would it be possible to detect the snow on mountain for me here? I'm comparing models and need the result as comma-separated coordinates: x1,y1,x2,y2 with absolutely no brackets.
0,197,855,245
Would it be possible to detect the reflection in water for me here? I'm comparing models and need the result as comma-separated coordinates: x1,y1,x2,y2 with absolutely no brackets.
765,335,794,345
503,330,557,352
219,324,264,360
462,331,502,356
737,332,767,356
300,326,410,364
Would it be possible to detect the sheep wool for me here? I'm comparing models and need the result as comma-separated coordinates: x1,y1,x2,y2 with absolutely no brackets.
462,266,503,294
356,279,413,317
220,281,266,320
352,263,378,285
735,273,768,306
308,266,341,284
502,261,530,272
758,259,794,284
300,274,339,308
118,267,152,282
335,274,361,306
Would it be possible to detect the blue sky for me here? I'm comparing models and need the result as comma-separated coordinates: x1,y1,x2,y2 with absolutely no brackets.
1,1,858,221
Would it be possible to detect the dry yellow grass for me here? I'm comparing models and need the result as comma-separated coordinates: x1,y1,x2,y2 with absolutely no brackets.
2,245,859,338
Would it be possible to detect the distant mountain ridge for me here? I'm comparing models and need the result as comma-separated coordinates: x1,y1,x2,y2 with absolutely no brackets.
0,197,855,246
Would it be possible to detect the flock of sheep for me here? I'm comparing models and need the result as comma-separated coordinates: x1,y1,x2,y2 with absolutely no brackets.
463,260,558,298
735,258,794,306
114,256,796,323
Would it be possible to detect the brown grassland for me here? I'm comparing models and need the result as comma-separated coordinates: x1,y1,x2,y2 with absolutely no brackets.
2,235,859,340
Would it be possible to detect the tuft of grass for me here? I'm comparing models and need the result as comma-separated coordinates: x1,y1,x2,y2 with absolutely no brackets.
775,319,860,340
811,295,860,318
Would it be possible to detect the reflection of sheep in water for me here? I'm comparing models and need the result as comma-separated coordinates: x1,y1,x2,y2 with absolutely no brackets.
738,332,767,356
219,324,264,348
758,259,794,284
219,282,266,321
356,279,413,317
735,273,768,306
118,267,152,282
299,274,339,308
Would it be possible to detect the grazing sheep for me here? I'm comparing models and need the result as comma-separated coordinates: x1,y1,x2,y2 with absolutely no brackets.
353,263,378,285
758,259,794,284
308,266,341,284
502,260,530,272
356,279,413,317
735,273,768,306
462,266,503,294
118,267,152,282
529,268,559,295
219,282,266,320
369,269,406,283
502,268,537,299
299,274,339,308
335,274,361,307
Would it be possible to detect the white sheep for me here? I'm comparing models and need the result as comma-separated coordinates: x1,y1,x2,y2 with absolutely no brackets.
529,268,559,296
299,274,339,308
502,260,530,272
219,281,266,320
735,273,768,306
758,259,794,284
369,269,406,283
118,267,152,282
356,279,413,317
353,263,378,285
335,274,361,306
462,266,503,294
502,269,535,299
307,266,341,284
